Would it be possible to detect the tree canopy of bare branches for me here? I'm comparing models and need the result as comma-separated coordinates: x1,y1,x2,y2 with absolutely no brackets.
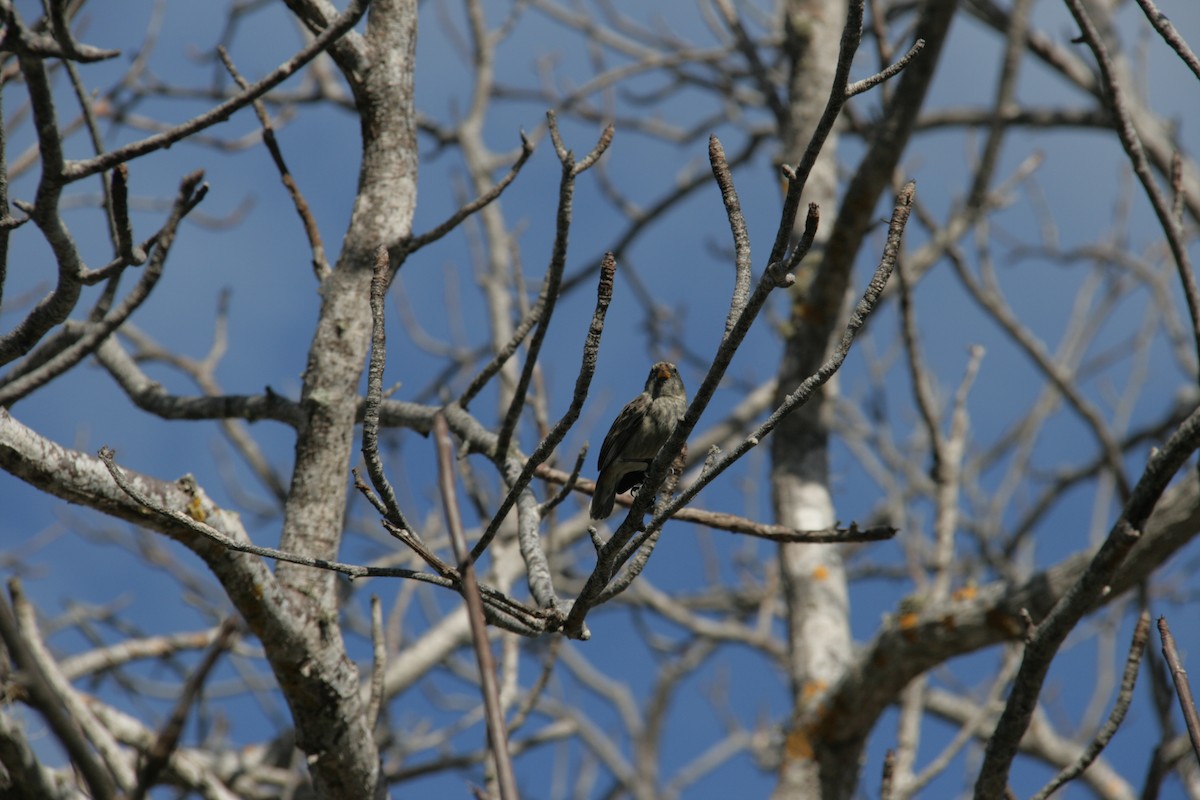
1,0,1199,798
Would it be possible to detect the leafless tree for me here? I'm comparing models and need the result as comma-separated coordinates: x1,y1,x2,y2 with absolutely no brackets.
1,1,1198,799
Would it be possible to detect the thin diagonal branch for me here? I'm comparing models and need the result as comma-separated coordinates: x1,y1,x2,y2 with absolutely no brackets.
434,413,518,800
1133,0,1200,81
713,0,786,124
1158,616,1200,765
974,403,1200,797
845,38,925,97
709,135,752,338
769,0,865,265
402,132,535,259
1030,610,1150,800
217,45,330,280
362,246,415,534
132,617,240,800
1064,0,1200,379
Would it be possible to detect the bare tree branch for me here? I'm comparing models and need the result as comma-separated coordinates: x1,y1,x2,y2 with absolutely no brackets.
1158,616,1200,768
434,413,518,800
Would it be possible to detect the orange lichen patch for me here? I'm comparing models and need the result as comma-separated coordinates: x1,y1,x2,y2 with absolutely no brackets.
187,495,207,523
952,585,977,602
784,727,814,761
811,564,829,581
802,680,827,702
898,612,920,642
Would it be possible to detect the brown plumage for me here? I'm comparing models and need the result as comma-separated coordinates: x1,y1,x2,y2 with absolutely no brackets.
590,361,687,519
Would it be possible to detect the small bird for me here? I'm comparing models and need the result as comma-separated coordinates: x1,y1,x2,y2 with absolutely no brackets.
590,361,687,519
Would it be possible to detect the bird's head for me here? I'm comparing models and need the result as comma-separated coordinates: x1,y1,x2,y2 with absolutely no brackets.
645,361,684,398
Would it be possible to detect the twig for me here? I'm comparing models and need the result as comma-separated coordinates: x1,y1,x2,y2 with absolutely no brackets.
947,244,1132,500
59,626,231,681
560,132,767,297
402,132,535,260
661,514,895,544
965,0,1033,212
598,449,686,603
93,337,304,427
1173,152,1186,227
378,518,457,580
1064,0,1200,380
0,86,11,313
1157,616,1200,766
386,723,574,784
931,345,983,597
0,707,60,799
352,466,390,517
1142,734,1197,799
537,445,587,515
506,637,562,735
712,0,786,124
881,749,896,800
768,0,866,263
709,135,753,338
361,246,415,534
906,649,1023,795
0,47,86,366
845,38,925,97
434,414,519,800
813,0,955,314
368,596,385,732
467,250,615,614
109,164,146,266
1030,610,1150,800
529,460,890,541
217,46,330,280
10,580,133,791
896,254,943,465
1133,0,1200,81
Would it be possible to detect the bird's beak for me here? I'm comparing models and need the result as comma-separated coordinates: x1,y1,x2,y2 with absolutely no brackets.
655,364,672,380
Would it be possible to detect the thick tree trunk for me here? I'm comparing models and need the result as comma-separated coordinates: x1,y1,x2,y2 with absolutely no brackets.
268,1,419,796
770,0,850,796
771,0,961,794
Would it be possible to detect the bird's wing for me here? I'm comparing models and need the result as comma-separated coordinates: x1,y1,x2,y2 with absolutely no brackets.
597,393,650,472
